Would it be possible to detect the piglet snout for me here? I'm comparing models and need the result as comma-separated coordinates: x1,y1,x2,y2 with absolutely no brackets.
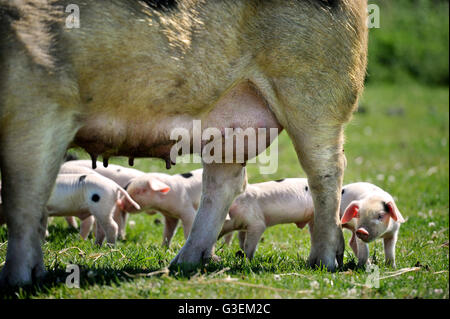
356,227,369,240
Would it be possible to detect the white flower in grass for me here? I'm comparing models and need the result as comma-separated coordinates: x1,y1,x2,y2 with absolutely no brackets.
310,280,320,289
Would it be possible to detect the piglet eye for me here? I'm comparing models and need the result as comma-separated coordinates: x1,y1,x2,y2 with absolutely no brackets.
378,213,384,220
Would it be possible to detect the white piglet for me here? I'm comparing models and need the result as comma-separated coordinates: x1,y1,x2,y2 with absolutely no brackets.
46,174,140,244
219,178,314,259
219,179,404,267
64,160,145,188
124,169,203,247
60,160,145,239
340,182,405,267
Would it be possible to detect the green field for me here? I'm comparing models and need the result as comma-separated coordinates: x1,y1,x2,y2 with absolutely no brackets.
0,83,447,299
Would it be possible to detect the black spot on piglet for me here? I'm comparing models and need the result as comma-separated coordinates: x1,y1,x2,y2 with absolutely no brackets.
180,172,193,179
275,179,285,183
305,186,309,192
79,175,87,183
342,188,345,195
91,194,100,202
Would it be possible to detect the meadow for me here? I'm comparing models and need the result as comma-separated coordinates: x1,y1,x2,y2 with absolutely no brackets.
0,83,448,299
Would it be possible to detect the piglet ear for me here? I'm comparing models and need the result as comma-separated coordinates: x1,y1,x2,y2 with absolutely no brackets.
341,201,360,224
386,201,405,223
148,179,171,194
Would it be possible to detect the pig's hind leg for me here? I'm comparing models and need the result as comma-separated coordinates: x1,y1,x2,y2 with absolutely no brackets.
93,212,118,245
286,124,346,271
171,163,246,270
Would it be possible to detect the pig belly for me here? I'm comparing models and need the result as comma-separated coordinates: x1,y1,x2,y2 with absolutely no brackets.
265,206,313,227
73,81,282,162
46,204,90,219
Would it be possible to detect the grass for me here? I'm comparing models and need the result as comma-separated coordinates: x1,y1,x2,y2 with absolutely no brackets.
0,83,448,299
367,0,449,86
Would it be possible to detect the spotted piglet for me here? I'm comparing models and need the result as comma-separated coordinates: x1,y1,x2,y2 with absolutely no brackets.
46,174,140,245
124,169,203,247
219,178,314,259
60,160,145,239
340,182,405,268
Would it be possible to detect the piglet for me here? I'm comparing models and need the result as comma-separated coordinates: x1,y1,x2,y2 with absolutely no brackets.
46,173,140,244
60,160,145,239
63,160,145,188
340,182,405,267
218,178,313,259
124,169,203,247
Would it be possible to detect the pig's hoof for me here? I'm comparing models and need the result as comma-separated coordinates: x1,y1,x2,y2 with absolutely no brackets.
169,243,212,274
0,261,46,287
308,251,338,272
309,239,344,272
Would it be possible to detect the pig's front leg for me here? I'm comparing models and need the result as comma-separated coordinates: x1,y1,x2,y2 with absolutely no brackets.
80,216,95,240
383,233,398,268
162,215,179,247
356,238,369,267
0,111,78,286
65,216,78,229
170,163,246,270
94,220,105,245
238,231,246,251
223,232,233,246
94,214,118,245
114,210,128,241
349,231,359,257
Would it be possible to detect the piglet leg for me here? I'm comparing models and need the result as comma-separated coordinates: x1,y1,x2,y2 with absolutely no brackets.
356,238,370,267
238,231,246,251
162,215,179,247
80,216,95,240
243,223,265,260
383,233,397,268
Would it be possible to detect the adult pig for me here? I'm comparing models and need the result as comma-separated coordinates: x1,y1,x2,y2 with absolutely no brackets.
0,0,368,285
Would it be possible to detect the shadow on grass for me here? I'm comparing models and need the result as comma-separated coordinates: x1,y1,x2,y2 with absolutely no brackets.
1,251,366,299
0,264,167,299
168,248,365,280
1,225,365,299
